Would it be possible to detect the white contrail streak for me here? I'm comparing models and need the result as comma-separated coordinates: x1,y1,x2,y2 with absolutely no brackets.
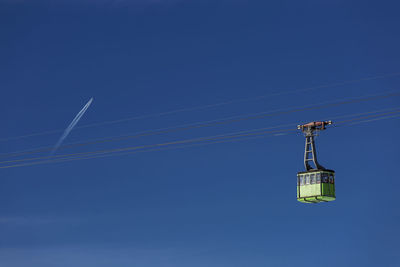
50,98,93,155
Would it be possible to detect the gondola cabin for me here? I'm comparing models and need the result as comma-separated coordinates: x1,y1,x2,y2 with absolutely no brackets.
297,170,335,203
297,120,335,204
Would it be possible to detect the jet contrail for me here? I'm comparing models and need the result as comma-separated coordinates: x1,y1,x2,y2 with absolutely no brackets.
50,98,93,155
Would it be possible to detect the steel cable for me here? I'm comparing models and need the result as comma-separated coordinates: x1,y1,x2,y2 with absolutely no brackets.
1,90,399,159
0,110,399,169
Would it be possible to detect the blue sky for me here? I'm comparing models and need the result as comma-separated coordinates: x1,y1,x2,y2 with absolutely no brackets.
1,1,400,266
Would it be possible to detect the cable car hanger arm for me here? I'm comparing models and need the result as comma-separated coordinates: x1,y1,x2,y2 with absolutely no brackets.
297,121,332,171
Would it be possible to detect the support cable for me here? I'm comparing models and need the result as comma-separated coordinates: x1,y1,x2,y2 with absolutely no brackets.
0,111,399,169
1,90,399,159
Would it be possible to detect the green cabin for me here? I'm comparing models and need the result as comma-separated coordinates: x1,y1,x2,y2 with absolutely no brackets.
297,170,335,203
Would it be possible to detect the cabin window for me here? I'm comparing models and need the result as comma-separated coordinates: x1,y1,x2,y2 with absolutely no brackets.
306,174,310,185
322,173,328,183
329,174,334,184
316,173,321,183
310,174,316,184
300,175,305,185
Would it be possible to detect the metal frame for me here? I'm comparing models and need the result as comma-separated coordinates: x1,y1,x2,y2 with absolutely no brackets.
304,134,324,171
297,121,332,171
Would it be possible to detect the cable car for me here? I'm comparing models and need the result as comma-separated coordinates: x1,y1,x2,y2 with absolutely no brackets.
297,121,335,203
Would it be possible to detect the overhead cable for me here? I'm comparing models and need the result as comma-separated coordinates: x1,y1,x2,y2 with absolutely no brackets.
1,90,399,159
1,111,399,169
